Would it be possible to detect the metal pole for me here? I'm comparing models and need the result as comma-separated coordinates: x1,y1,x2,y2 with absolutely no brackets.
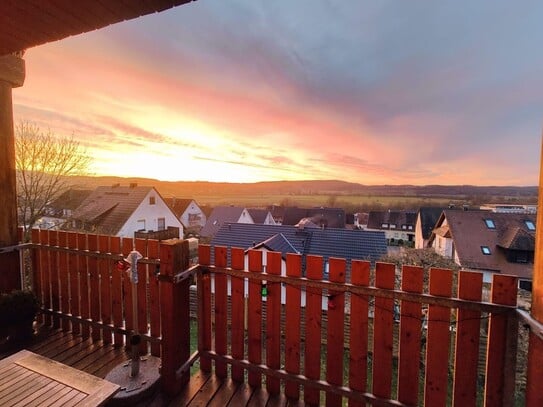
128,250,142,377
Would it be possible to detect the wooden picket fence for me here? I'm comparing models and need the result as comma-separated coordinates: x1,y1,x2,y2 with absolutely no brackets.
197,245,520,406
25,232,526,404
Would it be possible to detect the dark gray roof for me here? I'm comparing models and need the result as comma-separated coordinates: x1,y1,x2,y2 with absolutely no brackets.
367,210,417,230
201,206,248,238
433,210,536,280
247,209,269,224
418,207,445,239
252,233,299,257
211,223,387,267
164,198,194,218
47,189,92,217
282,207,346,228
72,185,154,235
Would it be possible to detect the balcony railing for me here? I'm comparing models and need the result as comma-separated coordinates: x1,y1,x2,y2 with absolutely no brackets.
14,230,543,405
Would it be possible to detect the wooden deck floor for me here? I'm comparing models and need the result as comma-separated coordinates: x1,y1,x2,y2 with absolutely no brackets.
0,327,305,407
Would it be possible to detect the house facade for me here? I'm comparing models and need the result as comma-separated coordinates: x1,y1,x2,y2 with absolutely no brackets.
71,184,183,238
428,209,536,288
414,207,445,249
366,210,417,246
247,209,276,225
166,198,207,233
200,206,254,238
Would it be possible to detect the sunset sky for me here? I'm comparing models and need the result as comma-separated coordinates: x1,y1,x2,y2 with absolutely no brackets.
12,1,543,185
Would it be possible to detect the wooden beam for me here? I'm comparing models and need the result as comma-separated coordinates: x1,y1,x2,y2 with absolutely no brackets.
527,133,543,405
0,54,25,291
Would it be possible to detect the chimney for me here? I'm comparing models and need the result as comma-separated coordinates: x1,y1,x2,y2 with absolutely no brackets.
129,182,138,188
112,183,120,188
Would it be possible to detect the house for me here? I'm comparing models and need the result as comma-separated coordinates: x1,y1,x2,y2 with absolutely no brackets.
247,208,276,225
282,207,346,228
354,212,369,229
428,209,536,288
211,222,387,274
70,183,183,238
200,206,254,238
165,198,207,233
366,210,417,246
36,189,92,230
414,207,445,249
479,203,537,214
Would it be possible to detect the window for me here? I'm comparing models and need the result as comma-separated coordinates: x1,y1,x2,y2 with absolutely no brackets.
481,246,491,255
407,225,413,230
157,217,165,231
525,220,536,231
484,219,496,229
137,219,145,231
381,223,389,228
390,224,396,229
149,196,156,205
401,225,407,230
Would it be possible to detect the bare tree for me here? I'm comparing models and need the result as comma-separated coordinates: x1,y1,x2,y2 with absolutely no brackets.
15,121,91,241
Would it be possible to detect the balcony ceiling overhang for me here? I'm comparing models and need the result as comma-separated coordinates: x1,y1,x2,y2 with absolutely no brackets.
0,0,195,56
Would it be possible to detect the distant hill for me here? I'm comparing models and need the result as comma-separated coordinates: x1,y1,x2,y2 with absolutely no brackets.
68,175,538,202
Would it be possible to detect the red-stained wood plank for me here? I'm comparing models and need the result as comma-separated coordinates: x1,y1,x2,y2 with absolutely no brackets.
147,239,161,356
424,267,453,407
135,238,148,354
40,229,52,326
32,229,44,325
121,237,134,346
526,333,543,406
484,274,517,407
453,271,483,406
326,257,346,407
214,246,228,379
230,247,246,382
247,249,263,388
397,265,423,406
372,262,395,400
266,251,282,395
348,260,370,407
304,255,323,406
57,231,70,332
77,233,90,339
198,244,212,373
87,234,101,342
98,235,112,345
109,236,123,347
67,232,80,335
285,254,302,401
48,230,60,329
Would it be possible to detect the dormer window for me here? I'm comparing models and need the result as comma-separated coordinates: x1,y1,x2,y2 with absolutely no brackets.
525,220,536,231
401,225,407,230
381,223,389,228
390,224,396,229
481,246,491,255
484,219,495,229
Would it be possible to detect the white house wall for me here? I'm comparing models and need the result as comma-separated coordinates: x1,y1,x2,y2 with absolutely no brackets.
180,200,207,228
237,209,254,224
117,189,184,238
415,214,424,248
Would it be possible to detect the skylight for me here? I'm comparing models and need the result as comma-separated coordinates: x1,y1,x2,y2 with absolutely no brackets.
484,219,495,229
525,220,536,231
481,246,491,255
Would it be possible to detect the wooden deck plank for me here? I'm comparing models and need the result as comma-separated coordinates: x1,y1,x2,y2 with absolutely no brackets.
170,370,211,406
247,387,269,406
207,378,240,407
187,373,222,406
228,382,253,406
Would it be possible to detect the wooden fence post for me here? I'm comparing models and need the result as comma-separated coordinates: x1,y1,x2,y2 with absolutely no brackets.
160,239,190,396
527,133,543,406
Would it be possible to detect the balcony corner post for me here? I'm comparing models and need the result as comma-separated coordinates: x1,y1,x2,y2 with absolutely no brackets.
159,239,190,396
0,53,25,291
527,132,543,406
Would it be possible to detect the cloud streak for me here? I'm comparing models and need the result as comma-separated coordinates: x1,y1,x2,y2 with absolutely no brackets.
12,0,543,185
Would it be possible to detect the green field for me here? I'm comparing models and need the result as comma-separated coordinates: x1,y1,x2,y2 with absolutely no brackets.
192,193,464,211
